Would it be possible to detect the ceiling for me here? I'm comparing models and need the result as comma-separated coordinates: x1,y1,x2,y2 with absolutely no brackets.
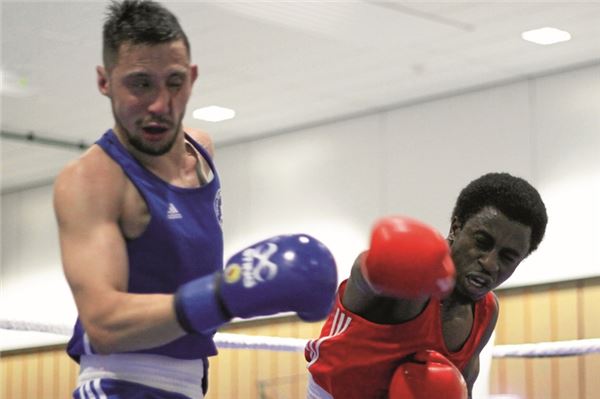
2,1,600,192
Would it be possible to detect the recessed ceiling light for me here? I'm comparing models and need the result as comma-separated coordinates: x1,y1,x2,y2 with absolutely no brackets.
521,27,571,45
193,105,236,122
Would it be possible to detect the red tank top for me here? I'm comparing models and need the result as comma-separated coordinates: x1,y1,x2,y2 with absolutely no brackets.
305,280,497,398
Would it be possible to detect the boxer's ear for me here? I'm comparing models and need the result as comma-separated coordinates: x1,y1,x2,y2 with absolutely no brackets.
97,66,110,97
447,217,462,244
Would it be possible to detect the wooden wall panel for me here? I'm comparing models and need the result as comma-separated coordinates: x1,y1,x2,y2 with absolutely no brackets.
493,287,528,396
553,282,581,399
205,317,322,399
2,278,598,399
581,279,600,399
491,277,600,399
1,347,77,399
527,286,553,398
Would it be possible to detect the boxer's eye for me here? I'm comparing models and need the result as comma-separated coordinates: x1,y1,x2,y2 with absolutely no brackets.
474,232,493,250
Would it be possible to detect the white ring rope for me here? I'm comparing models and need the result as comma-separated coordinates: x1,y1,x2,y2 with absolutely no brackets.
1,319,599,358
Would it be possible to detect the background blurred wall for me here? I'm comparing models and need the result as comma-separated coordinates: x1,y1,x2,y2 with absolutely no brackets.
1,62,599,397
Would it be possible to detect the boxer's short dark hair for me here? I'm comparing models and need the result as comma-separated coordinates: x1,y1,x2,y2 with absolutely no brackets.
452,172,548,253
102,0,190,70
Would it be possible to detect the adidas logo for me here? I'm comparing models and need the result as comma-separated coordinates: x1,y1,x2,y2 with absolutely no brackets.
167,203,182,220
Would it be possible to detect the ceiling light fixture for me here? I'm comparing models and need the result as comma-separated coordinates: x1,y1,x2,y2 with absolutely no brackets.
193,105,236,122
521,27,571,45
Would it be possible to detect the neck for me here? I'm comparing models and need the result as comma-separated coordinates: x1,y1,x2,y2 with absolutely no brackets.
441,291,475,308
114,125,187,174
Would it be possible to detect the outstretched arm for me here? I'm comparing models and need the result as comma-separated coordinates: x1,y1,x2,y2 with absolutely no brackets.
342,216,456,324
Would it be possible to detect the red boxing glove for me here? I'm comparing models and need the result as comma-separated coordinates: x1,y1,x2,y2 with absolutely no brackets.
389,350,468,399
361,216,455,298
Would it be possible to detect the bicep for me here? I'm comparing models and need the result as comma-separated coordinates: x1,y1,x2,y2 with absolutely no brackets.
59,217,128,298
54,168,129,317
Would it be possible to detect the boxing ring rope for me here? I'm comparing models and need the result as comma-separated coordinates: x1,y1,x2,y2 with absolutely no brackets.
2,318,599,358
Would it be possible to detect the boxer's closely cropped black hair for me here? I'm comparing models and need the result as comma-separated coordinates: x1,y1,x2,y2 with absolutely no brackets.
102,0,190,70
451,172,548,254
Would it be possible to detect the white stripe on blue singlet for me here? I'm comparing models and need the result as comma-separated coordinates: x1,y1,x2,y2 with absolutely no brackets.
83,333,93,355
93,379,107,399
84,380,94,398
78,353,204,399
77,382,86,399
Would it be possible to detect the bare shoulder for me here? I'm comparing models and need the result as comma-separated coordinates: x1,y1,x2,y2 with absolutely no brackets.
53,145,126,224
184,126,214,158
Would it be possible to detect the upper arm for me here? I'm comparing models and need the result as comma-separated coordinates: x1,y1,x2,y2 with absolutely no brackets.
54,150,129,322
342,252,429,323
463,293,500,396
342,252,382,310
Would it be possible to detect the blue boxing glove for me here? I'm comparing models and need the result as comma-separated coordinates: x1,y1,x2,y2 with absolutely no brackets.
220,234,337,321
174,234,337,334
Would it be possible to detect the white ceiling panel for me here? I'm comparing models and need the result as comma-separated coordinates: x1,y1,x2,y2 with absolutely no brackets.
2,1,600,191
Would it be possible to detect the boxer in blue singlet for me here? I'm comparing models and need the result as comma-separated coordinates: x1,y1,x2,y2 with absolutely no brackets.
54,2,337,398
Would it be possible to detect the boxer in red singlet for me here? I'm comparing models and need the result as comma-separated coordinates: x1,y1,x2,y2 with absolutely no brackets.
306,172,548,399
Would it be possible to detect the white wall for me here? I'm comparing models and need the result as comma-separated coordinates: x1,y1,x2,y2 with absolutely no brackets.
1,184,78,350
1,64,599,352
512,65,600,288
218,63,600,287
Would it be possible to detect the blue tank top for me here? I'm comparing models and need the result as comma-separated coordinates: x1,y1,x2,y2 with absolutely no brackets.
67,129,223,361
